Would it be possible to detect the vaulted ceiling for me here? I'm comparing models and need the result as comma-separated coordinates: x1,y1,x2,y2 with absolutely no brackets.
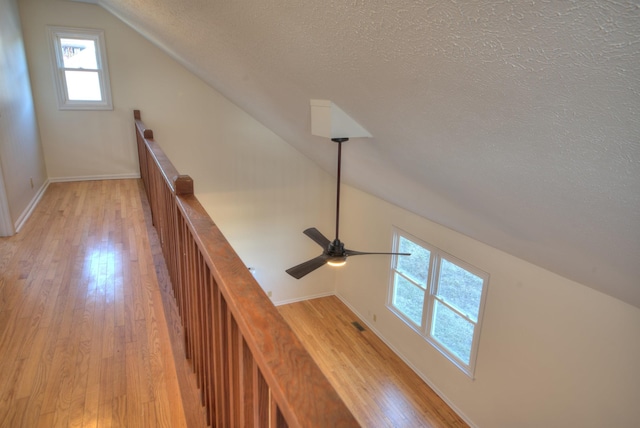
79,0,639,307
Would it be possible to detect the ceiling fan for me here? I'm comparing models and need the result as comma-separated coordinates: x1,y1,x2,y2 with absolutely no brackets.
286,137,410,279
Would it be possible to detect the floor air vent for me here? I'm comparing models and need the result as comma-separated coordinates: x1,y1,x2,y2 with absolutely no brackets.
351,321,365,331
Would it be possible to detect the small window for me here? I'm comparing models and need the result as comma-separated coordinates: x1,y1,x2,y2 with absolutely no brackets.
48,26,113,110
388,228,489,377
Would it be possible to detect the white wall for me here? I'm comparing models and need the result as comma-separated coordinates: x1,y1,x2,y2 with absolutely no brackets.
337,184,640,428
20,0,139,181
21,2,639,426
0,0,48,233
19,0,337,301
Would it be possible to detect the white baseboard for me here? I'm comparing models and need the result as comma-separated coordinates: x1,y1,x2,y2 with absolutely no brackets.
334,293,478,428
48,172,140,183
272,290,335,307
15,179,50,233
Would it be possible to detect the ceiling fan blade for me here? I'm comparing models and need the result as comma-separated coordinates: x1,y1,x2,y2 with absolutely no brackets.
303,227,331,249
344,249,411,257
286,254,329,279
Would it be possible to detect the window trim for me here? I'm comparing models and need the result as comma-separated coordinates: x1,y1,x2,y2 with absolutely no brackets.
47,26,113,110
387,227,489,378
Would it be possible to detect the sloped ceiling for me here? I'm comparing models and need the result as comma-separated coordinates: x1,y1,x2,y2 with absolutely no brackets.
81,0,639,307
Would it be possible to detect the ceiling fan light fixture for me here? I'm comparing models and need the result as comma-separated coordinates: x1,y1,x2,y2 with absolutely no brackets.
327,257,347,267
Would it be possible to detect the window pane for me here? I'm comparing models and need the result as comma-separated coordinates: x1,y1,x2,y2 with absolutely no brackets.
437,258,483,321
61,38,97,69
65,71,102,101
397,236,430,286
393,275,424,325
431,300,474,364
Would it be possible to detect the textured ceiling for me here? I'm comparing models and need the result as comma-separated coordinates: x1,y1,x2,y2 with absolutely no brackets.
86,0,639,307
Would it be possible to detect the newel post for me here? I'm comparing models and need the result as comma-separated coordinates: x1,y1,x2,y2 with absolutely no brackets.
134,110,154,139
173,175,194,196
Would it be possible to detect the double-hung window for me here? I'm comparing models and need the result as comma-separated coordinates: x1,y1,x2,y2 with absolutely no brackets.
48,26,113,110
388,228,489,377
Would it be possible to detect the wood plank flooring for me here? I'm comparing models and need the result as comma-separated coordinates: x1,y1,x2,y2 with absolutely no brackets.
278,296,469,428
2,179,466,427
0,180,189,428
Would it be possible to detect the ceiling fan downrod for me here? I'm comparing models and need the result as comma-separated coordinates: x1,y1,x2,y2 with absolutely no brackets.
332,137,348,242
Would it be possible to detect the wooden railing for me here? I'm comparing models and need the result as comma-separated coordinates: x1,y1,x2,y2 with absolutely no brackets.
133,111,358,428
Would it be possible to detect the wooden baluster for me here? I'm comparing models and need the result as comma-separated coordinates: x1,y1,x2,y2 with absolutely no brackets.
193,248,201,387
216,290,230,427
188,235,198,365
254,363,269,427
272,399,288,428
228,314,241,427
240,338,255,427
183,230,194,360
178,215,188,322
210,275,223,427
195,251,205,396
202,267,214,426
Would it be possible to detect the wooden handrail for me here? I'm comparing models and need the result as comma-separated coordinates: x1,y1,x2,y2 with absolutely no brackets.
133,110,358,427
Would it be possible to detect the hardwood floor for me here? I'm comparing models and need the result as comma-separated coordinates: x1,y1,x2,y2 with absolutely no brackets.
0,180,191,428
278,297,469,428
1,179,466,427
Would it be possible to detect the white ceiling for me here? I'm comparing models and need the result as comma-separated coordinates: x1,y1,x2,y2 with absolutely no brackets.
85,0,639,307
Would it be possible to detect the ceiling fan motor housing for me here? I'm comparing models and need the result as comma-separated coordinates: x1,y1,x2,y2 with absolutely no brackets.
327,239,346,257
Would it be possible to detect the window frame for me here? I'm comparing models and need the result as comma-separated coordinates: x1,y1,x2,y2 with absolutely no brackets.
47,26,113,110
387,227,489,378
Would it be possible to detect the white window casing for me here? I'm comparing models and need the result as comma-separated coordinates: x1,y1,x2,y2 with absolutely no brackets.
387,227,489,378
47,26,113,110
